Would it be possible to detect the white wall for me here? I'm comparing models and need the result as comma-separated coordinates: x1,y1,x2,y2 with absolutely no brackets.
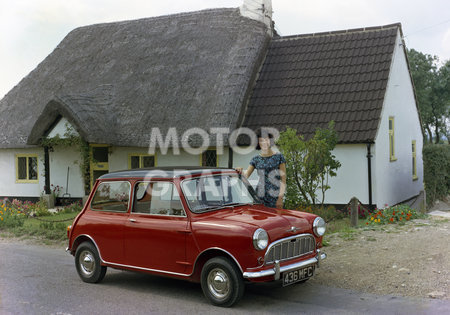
0,148,44,197
324,144,369,205
49,146,85,198
233,145,369,205
373,30,424,207
108,147,230,171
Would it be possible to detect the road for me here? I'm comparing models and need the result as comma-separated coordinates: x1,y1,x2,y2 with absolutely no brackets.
0,241,449,315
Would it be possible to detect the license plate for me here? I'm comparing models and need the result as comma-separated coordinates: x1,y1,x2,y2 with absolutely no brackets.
282,265,315,286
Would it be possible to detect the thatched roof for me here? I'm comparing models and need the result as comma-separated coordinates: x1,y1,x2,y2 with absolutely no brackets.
0,8,269,148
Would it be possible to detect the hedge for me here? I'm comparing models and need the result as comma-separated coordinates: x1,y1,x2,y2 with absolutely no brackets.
423,144,450,206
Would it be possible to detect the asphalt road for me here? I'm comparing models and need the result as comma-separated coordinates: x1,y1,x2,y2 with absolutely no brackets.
0,241,449,315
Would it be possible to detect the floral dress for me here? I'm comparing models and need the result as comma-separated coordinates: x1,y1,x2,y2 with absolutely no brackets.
249,153,286,208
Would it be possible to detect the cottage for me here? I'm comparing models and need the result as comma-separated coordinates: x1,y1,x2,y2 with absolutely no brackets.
0,0,423,209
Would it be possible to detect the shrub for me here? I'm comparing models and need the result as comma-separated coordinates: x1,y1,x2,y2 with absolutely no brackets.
296,205,345,222
0,202,26,228
423,144,450,206
365,204,423,226
59,202,83,214
346,203,371,219
277,122,341,208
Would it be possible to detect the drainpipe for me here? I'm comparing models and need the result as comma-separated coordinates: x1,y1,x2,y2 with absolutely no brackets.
228,146,234,168
44,146,51,195
366,143,373,208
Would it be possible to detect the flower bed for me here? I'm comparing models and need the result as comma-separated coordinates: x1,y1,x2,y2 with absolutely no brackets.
365,204,422,225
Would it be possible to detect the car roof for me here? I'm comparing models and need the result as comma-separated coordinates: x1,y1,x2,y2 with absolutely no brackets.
98,166,236,180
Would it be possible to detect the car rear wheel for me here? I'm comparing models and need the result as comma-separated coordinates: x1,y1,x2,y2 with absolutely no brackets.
75,241,107,283
201,257,244,307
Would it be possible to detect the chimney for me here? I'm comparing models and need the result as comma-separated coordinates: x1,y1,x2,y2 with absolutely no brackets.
240,0,273,36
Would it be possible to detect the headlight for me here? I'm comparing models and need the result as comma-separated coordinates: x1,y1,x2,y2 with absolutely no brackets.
313,217,326,237
253,228,268,250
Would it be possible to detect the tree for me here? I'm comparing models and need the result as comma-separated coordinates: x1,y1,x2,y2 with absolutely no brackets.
277,122,341,208
408,49,449,143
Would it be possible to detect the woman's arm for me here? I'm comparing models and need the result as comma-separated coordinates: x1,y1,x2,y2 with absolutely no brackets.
235,165,255,178
276,163,286,209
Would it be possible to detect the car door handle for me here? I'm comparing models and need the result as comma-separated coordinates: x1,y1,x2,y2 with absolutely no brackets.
129,218,137,223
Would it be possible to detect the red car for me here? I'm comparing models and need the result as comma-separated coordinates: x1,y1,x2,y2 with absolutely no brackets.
67,167,326,307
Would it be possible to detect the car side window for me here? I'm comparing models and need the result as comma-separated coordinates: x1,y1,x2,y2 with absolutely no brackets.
91,181,131,212
133,181,185,216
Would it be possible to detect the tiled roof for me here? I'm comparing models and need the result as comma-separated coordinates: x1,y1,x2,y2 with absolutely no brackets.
242,24,400,143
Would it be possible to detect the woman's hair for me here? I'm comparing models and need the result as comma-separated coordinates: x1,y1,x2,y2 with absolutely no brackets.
255,127,275,150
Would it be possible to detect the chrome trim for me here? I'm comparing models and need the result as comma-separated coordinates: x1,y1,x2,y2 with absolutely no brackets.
103,261,191,277
243,251,327,279
264,233,315,264
313,217,326,237
274,260,280,280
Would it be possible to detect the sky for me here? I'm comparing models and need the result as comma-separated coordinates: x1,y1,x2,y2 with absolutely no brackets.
0,0,449,98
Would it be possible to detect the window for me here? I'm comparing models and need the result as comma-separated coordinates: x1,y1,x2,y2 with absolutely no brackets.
389,117,396,161
16,155,38,182
90,145,109,189
91,181,131,212
412,140,418,180
201,149,217,167
133,181,185,216
129,154,155,169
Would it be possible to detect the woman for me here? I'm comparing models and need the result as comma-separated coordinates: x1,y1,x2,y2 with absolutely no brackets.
236,129,286,208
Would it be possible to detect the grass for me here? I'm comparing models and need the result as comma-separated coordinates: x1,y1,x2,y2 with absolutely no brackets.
1,211,79,243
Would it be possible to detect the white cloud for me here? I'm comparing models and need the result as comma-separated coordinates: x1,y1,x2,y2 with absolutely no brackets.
1,0,449,98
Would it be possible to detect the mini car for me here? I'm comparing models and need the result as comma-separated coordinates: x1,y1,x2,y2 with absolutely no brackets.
67,167,326,307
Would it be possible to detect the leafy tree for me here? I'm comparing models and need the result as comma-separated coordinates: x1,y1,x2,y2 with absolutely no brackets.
408,49,449,143
277,122,341,208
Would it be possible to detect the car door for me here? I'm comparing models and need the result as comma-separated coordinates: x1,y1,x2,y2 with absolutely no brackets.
124,180,190,275
85,180,131,264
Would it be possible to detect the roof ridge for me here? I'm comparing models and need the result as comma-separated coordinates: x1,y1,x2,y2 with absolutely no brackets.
276,23,401,41
71,7,239,32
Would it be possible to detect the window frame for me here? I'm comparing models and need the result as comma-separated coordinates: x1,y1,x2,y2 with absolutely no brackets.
15,154,39,183
412,140,418,181
128,153,157,169
389,116,397,162
132,180,186,217
200,148,218,167
90,180,132,213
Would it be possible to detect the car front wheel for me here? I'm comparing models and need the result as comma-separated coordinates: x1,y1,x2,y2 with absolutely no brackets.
201,257,244,307
75,241,107,283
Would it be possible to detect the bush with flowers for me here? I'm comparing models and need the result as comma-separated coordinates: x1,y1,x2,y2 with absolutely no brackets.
0,200,26,228
365,204,422,226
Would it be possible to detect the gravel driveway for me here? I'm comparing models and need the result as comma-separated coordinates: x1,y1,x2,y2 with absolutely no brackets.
310,214,449,300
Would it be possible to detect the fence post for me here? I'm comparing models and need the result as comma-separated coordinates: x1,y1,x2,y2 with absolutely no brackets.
350,197,359,227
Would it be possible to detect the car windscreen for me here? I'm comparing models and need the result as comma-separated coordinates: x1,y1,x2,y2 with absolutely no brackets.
181,174,260,213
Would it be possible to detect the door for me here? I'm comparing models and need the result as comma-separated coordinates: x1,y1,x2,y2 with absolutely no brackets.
90,145,109,189
124,181,190,274
86,180,131,264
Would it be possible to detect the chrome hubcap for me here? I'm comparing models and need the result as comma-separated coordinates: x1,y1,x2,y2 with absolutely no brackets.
207,268,230,300
79,250,95,277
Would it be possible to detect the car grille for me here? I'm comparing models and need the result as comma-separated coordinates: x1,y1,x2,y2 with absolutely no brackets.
265,234,315,264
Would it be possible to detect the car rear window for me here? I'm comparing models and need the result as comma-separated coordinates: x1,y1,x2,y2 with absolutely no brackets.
91,181,131,212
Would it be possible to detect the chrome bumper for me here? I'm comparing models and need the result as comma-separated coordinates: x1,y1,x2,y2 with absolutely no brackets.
243,250,327,280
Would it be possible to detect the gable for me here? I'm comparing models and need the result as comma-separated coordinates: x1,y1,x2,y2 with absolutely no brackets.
243,24,400,143
47,117,79,139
